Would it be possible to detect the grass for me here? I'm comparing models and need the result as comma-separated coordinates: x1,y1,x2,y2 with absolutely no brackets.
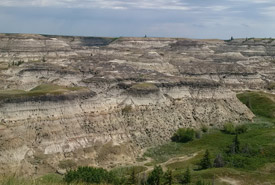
237,91,275,120
0,174,64,185
143,118,275,184
110,166,147,178
0,84,86,100
144,130,234,163
1,91,274,184
142,91,275,184
30,84,84,92
36,174,63,184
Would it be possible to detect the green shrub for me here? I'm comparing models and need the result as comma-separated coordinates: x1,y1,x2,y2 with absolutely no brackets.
163,169,173,185
11,60,24,66
201,125,208,133
222,123,248,135
64,166,120,184
128,167,137,185
235,124,248,134
223,123,236,134
171,128,195,143
224,154,251,168
147,165,163,185
181,167,191,184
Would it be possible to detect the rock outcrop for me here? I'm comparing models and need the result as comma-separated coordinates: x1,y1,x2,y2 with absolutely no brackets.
1,34,274,175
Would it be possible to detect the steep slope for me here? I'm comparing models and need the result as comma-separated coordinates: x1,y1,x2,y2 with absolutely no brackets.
0,34,273,175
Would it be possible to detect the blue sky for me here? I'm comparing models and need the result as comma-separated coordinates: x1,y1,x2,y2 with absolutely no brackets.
0,0,275,39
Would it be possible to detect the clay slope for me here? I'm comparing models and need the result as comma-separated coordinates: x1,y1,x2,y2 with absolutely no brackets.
1,34,274,175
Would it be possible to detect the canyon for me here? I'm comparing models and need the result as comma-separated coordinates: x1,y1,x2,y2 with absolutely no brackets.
0,34,274,176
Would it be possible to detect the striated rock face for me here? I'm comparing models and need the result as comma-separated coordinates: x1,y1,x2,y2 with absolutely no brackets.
1,34,274,175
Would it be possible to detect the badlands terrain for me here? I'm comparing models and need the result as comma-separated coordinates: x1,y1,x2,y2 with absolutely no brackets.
0,33,274,178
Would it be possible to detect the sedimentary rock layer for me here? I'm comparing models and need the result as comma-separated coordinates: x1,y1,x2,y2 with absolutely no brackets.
0,34,274,175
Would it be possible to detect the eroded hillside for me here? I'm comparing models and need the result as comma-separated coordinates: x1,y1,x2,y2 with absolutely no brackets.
0,34,274,175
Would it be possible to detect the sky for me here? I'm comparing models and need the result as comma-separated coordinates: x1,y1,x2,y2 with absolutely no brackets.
0,0,275,39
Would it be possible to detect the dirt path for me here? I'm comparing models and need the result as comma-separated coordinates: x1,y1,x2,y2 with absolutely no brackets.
219,177,241,185
137,152,199,173
136,152,241,185
161,152,199,171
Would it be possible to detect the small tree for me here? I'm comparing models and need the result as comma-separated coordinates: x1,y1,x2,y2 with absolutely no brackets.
181,167,191,184
140,172,147,185
233,134,240,153
226,134,241,155
128,167,137,185
163,169,173,185
199,150,212,170
213,154,225,168
147,165,163,185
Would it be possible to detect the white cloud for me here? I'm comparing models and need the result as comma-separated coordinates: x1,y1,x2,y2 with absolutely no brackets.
206,5,229,11
261,6,275,17
228,0,274,4
0,0,191,10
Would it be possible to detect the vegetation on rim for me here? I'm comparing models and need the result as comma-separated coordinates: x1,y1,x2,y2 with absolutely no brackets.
0,84,87,100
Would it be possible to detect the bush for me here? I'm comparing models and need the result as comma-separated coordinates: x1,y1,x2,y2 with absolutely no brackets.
128,167,137,185
224,154,251,168
235,124,248,134
64,166,120,184
181,167,191,184
11,60,24,66
223,123,248,135
223,123,236,134
147,165,163,185
201,125,208,133
171,128,195,143
163,169,173,185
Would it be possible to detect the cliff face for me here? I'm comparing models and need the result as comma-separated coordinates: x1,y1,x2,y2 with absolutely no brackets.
0,34,274,175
